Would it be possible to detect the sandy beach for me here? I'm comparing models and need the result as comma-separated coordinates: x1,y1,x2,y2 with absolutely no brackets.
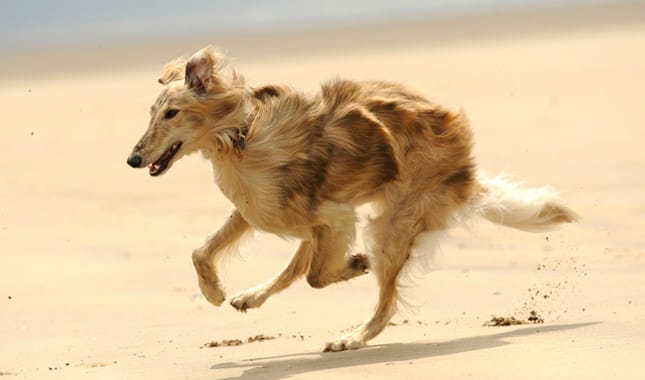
1,3,644,379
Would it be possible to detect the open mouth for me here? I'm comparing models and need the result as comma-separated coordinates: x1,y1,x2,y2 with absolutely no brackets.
149,141,182,176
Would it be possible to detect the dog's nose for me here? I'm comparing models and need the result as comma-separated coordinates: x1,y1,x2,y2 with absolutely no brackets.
127,155,143,168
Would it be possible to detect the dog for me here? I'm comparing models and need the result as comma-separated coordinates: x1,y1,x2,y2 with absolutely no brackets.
126,47,578,352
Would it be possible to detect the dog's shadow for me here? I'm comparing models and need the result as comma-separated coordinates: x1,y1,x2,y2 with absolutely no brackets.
210,322,597,379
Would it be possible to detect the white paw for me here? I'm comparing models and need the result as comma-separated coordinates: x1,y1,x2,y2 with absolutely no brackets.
229,288,268,312
323,333,366,352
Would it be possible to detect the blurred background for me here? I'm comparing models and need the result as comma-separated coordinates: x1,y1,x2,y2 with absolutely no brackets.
2,0,644,78
0,1,629,51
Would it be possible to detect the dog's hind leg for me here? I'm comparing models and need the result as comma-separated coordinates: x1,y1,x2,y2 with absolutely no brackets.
305,202,369,289
323,200,427,352
192,209,252,306
230,240,313,312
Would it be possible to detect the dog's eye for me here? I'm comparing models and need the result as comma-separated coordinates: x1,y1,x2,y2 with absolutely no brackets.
164,109,179,120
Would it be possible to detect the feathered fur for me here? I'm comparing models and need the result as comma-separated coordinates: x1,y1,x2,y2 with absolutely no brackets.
126,47,578,352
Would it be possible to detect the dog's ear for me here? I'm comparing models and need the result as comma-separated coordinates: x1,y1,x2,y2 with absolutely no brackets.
158,57,186,85
185,48,215,94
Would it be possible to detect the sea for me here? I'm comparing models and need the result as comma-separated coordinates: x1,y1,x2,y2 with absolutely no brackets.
0,0,631,53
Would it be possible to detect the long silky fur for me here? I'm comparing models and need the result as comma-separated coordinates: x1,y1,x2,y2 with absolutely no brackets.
475,172,580,232
127,46,578,352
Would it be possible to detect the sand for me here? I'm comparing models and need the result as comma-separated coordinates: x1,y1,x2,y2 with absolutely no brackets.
1,5,644,379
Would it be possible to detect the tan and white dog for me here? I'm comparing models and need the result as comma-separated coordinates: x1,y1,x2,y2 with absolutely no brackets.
127,47,578,352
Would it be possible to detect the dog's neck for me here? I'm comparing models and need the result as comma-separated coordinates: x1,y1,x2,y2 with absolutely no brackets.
228,98,255,155
233,124,248,152
200,81,293,163
196,90,255,159
216,88,272,155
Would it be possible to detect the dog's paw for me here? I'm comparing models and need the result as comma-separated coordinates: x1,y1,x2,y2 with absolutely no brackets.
349,254,370,274
229,287,268,312
197,276,226,306
322,333,366,352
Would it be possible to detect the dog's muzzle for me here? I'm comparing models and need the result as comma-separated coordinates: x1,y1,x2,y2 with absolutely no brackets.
127,154,143,168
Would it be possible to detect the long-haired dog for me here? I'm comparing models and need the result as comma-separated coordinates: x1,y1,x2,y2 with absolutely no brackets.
127,47,578,352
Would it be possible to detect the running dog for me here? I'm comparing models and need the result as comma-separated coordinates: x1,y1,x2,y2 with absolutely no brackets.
126,47,578,352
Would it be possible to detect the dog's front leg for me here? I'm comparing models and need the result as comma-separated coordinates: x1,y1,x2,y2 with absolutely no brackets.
192,209,251,306
230,240,313,312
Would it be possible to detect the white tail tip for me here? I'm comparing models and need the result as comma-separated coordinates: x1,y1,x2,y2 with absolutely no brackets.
475,173,579,232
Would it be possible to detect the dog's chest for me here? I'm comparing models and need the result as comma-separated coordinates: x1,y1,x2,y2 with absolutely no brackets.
213,160,309,238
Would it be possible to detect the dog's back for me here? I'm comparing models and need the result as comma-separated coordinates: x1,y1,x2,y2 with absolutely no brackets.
245,78,476,213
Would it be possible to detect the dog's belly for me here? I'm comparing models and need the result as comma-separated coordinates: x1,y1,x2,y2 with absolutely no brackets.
237,204,312,239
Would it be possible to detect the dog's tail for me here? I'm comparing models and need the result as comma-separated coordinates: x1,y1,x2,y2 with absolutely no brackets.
471,173,579,232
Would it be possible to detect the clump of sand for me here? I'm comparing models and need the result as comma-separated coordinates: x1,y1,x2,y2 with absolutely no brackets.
483,310,544,327
201,334,276,348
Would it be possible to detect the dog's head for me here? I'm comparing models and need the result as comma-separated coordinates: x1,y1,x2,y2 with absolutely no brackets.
127,47,245,176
